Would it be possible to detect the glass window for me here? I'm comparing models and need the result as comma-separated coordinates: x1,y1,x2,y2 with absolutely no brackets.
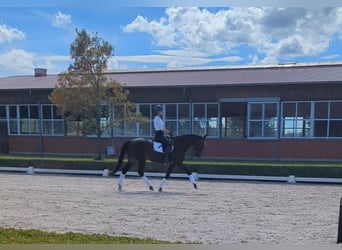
281,102,311,138
9,106,18,134
42,105,64,136
112,104,125,136
193,103,219,137
250,103,262,119
314,102,329,119
330,102,342,119
165,104,177,120
249,121,262,137
135,103,191,137
138,104,152,137
314,120,328,137
42,105,52,119
9,106,17,118
248,102,278,139
313,102,329,138
18,105,40,135
20,106,29,119
178,104,190,135
165,104,177,134
329,120,342,137
220,102,247,139
207,104,219,137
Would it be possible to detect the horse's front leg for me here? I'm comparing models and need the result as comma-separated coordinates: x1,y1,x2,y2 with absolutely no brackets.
158,163,175,192
142,175,154,191
189,173,198,189
138,160,154,191
178,163,198,189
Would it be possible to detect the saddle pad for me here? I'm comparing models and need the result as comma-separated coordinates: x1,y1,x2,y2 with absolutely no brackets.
153,142,164,153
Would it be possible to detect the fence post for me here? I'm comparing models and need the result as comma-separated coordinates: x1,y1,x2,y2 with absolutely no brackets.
27,166,35,174
338,197,342,244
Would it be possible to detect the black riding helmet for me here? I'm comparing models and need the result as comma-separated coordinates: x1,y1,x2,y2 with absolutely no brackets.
154,105,163,112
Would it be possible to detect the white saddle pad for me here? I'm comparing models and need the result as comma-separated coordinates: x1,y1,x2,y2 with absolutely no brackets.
153,142,164,153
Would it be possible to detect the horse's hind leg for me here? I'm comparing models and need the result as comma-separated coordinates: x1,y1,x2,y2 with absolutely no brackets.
118,173,125,191
117,160,135,191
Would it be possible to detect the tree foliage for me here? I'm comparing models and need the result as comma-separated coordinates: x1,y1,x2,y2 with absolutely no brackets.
49,29,145,145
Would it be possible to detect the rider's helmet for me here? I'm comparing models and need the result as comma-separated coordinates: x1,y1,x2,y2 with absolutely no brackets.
154,105,163,112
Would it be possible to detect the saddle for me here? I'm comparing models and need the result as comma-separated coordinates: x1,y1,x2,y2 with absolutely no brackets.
153,141,174,153
153,135,174,153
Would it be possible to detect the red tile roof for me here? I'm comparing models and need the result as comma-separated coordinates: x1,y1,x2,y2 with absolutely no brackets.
1,63,342,90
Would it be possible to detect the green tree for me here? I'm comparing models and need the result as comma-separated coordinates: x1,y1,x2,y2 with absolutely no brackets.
49,29,144,159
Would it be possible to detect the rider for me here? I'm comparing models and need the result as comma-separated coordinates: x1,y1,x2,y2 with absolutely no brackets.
153,105,172,165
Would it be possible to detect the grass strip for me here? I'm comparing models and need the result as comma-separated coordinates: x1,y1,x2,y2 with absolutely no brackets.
0,228,171,244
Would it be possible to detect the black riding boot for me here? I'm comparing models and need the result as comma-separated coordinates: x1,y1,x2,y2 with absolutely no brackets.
163,145,172,165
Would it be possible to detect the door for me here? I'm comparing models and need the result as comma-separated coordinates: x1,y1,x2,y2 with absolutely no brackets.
0,121,9,153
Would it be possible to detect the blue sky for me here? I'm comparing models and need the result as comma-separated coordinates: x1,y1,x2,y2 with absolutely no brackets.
1,1,342,77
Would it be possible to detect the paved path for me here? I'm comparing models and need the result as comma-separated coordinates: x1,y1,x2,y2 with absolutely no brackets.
0,173,340,244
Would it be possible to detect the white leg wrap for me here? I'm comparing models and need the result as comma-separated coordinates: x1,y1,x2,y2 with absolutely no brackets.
189,174,197,185
159,178,167,190
142,175,152,187
118,173,125,187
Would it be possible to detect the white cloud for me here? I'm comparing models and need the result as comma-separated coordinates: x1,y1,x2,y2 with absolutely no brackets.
52,11,72,28
123,7,342,64
0,49,72,77
110,51,242,70
0,49,34,74
0,24,25,43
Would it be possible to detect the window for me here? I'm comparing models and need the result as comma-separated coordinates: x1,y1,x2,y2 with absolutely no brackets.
112,104,126,136
42,105,64,135
220,102,246,139
329,102,342,137
313,101,342,138
248,102,278,138
137,104,152,136
281,102,311,138
9,105,18,134
8,105,41,135
6,105,41,135
193,103,219,137
177,104,190,135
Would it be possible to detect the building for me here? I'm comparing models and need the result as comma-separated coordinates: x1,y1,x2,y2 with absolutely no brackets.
1,62,342,161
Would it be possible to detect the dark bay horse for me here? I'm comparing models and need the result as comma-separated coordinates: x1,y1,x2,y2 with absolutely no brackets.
111,134,207,192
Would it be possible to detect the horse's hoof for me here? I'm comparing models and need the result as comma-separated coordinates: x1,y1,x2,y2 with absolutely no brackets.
149,186,154,191
194,184,198,189
158,188,163,192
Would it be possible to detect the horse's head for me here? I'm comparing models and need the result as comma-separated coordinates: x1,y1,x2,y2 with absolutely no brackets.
193,134,207,157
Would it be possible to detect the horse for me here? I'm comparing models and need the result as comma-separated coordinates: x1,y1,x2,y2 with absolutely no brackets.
110,134,207,192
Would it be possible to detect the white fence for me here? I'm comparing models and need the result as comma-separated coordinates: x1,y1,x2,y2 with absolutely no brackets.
1,166,342,184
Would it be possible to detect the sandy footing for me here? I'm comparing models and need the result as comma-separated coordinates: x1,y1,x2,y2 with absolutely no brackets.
0,173,340,244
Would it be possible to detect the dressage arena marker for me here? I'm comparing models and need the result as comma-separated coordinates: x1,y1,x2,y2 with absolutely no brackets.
1,166,342,184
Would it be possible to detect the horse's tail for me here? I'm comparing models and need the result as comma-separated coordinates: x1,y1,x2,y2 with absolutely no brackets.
110,140,131,176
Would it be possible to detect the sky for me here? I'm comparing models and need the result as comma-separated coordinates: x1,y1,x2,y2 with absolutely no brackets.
1,1,342,77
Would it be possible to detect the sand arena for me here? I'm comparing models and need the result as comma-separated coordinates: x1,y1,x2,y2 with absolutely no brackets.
0,172,340,244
